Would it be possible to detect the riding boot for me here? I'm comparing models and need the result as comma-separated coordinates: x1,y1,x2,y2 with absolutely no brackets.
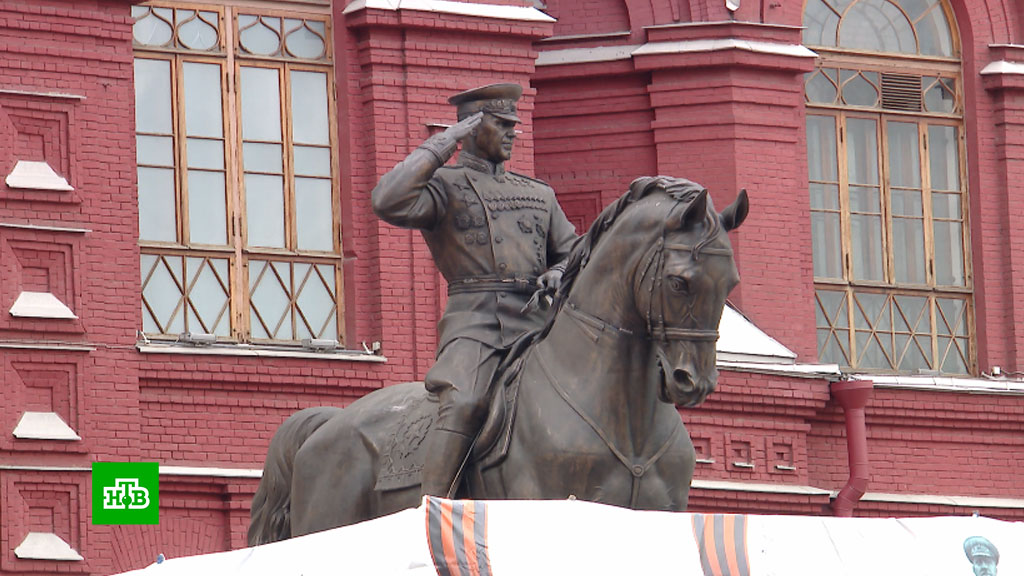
420,427,476,498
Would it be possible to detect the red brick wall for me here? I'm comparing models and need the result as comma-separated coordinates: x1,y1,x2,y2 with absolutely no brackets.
0,1,142,573
4,0,1024,572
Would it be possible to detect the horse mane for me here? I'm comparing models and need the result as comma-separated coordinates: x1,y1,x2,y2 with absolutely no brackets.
544,176,715,336
497,176,717,372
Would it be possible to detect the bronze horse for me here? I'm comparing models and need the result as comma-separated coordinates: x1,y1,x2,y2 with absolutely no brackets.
249,176,749,544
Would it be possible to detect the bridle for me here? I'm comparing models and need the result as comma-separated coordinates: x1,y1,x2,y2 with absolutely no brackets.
565,208,733,345
541,205,735,507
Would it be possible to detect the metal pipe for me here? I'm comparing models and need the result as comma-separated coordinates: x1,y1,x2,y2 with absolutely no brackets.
830,379,873,517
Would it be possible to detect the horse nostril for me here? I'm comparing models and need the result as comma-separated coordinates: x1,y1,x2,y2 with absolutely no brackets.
672,368,692,388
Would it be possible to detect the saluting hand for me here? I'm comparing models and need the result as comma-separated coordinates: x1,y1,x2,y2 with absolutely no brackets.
444,111,484,142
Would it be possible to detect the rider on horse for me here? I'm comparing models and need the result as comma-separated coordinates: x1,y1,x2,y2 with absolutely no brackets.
371,83,578,497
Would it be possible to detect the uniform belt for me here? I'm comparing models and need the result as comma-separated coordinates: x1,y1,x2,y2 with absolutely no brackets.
447,277,538,295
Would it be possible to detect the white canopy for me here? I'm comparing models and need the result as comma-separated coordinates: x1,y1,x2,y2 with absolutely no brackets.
117,497,1021,576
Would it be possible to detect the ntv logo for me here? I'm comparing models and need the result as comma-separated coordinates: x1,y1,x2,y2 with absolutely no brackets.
102,478,150,510
92,463,159,525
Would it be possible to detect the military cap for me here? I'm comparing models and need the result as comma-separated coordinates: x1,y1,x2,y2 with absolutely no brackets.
449,83,522,123
964,536,999,564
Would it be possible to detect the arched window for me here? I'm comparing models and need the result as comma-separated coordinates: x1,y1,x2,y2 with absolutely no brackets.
803,0,972,374
133,3,343,346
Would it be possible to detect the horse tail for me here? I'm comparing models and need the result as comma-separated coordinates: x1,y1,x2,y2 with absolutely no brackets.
248,406,343,546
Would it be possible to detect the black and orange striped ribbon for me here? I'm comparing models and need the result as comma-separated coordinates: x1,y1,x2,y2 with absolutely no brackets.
426,497,492,576
691,513,750,576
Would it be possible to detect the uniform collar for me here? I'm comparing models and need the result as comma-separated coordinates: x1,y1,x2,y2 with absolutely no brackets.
458,151,505,177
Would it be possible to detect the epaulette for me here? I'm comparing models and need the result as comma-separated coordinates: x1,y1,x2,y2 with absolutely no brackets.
507,171,553,189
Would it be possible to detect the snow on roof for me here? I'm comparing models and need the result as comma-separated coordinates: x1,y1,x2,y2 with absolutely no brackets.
717,304,797,364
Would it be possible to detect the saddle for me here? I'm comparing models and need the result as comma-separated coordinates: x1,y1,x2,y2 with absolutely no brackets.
374,330,538,493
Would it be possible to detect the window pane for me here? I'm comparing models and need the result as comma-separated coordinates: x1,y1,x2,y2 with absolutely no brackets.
810,183,840,211
803,0,839,46
137,135,174,167
177,10,219,51
291,71,330,145
807,116,838,182
285,20,327,60
841,71,879,107
939,336,968,373
183,62,223,138
933,220,965,286
294,263,336,339
249,260,290,339
245,174,285,248
294,146,331,177
839,0,916,54
849,185,880,213
133,7,173,46
924,78,956,113
134,59,173,134
816,289,850,365
812,211,843,278
188,170,227,245
141,254,184,334
916,5,954,57
937,297,966,336
898,335,932,371
240,16,282,56
296,177,334,251
185,257,230,336
138,167,176,242
850,212,883,281
187,138,224,170
854,291,888,330
806,69,838,104
892,217,925,284
858,331,893,369
241,67,282,141
887,122,920,188
846,118,878,185
932,192,961,219
928,125,959,191
243,143,284,174
890,188,922,217
895,295,928,332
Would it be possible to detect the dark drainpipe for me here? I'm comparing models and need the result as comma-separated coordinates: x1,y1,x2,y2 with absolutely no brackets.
829,379,873,517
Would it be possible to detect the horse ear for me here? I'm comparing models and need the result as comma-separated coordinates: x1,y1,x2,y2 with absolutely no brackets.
720,189,749,231
676,188,708,231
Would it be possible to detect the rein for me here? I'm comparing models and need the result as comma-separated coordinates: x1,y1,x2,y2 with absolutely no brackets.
564,231,732,345
541,201,731,507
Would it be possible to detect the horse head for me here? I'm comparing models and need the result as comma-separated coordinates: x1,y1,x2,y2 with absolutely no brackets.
628,176,748,408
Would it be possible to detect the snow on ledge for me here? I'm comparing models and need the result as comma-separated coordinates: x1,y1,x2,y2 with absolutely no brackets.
980,60,1024,75
632,38,817,59
13,412,81,441
857,373,1024,394
343,0,555,22
9,291,77,319
15,532,83,561
717,304,797,364
5,160,73,191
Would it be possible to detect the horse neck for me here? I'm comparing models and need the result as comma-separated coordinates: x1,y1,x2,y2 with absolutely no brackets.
537,227,667,453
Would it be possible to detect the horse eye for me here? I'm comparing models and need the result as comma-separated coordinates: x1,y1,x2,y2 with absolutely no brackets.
668,276,689,293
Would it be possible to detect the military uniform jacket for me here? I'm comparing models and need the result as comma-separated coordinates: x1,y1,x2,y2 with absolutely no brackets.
372,149,577,352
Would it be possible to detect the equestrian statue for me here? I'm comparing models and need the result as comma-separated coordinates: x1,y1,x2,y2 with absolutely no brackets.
248,83,749,545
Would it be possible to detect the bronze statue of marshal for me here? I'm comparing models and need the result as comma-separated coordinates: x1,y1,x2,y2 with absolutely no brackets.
371,83,578,497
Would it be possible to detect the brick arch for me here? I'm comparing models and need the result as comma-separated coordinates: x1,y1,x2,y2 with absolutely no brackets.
544,0,631,37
